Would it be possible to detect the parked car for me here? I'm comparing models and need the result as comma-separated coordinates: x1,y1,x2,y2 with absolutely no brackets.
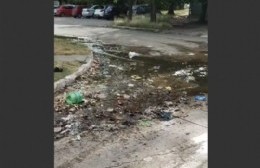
132,4,150,15
94,6,106,19
54,0,60,16
128,4,161,16
104,5,119,20
82,5,104,18
54,7,58,16
72,5,88,18
56,4,75,17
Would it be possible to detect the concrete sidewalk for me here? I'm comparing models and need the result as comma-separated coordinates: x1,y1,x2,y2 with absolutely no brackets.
54,55,88,62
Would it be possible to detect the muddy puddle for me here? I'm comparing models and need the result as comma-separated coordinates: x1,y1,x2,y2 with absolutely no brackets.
54,38,208,140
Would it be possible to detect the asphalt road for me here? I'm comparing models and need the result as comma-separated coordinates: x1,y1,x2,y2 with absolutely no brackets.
54,17,113,27
54,17,208,57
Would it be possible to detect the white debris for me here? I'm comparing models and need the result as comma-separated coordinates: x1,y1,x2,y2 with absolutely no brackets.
187,52,195,56
61,114,74,122
65,124,72,129
128,83,135,87
76,135,81,141
185,76,196,83
173,69,192,76
194,67,208,77
153,66,160,70
199,67,206,71
198,72,207,77
109,64,124,70
107,108,114,112
129,52,140,59
123,94,131,100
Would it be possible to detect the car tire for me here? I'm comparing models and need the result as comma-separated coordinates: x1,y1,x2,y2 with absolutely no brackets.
61,13,65,17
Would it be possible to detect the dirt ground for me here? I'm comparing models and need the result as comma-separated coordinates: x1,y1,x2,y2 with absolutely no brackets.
54,20,208,168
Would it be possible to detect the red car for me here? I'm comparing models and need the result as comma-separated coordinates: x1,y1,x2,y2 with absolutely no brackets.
56,4,75,17
72,5,88,18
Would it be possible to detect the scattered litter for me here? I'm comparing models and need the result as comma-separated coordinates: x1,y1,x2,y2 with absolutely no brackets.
198,72,207,77
66,91,84,105
123,94,131,100
131,75,142,80
153,66,160,70
165,86,172,91
54,41,208,140
185,76,196,83
195,95,207,101
159,112,173,121
129,51,140,59
128,83,135,87
60,129,70,135
173,69,192,76
109,64,124,70
62,114,74,122
164,101,173,107
187,52,195,56
65,124,72,129
107,108,114,112
194,67,208,77
199,67,206,71
54,127,62,133
147,79,154,82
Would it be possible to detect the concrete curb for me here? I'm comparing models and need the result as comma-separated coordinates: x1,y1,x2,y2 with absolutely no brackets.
54,51,93,93
111,25,160,33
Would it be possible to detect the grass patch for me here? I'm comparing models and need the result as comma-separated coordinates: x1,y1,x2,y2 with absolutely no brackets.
114,15,173,30
54,61,82,82
54,36,90,55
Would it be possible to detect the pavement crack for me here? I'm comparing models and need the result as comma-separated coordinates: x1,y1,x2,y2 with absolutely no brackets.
105,159,143,168
178,117,208,128
106,150,178,168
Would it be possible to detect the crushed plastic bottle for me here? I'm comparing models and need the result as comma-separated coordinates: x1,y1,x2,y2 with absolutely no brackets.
195,95,207,101
66,91,84,105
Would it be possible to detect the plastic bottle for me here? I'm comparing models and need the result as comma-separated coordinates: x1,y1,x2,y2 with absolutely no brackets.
66,91,84,105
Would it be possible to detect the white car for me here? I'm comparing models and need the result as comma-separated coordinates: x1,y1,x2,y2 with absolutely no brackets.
94,6,106,18
82,5,104,18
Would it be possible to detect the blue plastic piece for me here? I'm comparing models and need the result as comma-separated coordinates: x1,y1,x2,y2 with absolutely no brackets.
195,95,207,101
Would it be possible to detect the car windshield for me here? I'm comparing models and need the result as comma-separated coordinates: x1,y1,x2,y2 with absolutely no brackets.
90,5,97,9
106,6,113,10
132,6,138,10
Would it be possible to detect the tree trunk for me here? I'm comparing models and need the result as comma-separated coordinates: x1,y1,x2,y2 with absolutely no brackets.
199,1,208,23
150,0,156,22
128,0,134,21
168,1,175,15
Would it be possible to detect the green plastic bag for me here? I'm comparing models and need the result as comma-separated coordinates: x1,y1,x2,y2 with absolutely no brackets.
66,91,84,105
